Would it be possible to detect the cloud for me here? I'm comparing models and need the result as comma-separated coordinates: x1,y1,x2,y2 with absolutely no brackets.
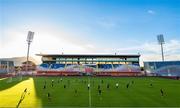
112,40,180,65
115,40,180,55
0,23,107,58
1,22,180,66
164,40,180,54
147,10,156,15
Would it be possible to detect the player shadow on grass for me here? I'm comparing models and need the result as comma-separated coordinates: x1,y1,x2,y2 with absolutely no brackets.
16,88,28,108
0,77,29,91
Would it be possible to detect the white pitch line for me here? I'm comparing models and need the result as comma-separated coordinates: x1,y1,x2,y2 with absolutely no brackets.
88,76,92,107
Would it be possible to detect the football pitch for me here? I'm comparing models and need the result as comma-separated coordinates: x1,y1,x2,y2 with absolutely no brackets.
0,76,180,108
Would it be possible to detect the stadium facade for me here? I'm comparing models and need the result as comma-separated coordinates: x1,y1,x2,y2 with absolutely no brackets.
37,54,141,76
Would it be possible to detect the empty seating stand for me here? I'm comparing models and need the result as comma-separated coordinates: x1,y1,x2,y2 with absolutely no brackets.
113,64,121,68
50,64,65,69
40,63,49,69
98,64,112,69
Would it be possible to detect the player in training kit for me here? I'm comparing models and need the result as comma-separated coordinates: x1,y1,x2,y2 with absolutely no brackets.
98,89,102,95
126,83,129,89
160,89,164,96
47,93,51,101
88,83,90,90
98,85,100,90
116,83,119,88
107,83,110,89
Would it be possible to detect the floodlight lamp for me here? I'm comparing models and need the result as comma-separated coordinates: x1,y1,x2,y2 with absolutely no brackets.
27,31,34,42
157,34,165,44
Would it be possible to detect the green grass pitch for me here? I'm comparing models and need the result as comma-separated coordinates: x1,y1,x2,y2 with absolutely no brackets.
0,76,180,107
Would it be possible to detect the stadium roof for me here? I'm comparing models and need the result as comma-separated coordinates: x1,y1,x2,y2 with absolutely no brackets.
36,54,140,58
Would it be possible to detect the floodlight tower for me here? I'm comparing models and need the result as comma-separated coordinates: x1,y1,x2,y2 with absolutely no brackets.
26,31,34,72
157,34,165,61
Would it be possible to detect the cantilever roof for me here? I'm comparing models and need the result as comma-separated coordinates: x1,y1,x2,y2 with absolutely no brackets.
36,54,140,58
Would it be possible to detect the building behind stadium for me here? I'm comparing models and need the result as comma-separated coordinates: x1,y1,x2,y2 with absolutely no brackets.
0,57,37,75
0,59,14,74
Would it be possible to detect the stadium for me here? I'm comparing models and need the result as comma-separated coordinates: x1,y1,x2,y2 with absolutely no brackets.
0,28,180,108
1,52,180,107
1,0,180,108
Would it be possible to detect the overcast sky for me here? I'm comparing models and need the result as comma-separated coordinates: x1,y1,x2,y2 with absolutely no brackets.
0,0,180,65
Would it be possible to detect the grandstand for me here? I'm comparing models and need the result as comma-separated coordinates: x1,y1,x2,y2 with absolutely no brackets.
144,61,180,76
36,54,141,76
